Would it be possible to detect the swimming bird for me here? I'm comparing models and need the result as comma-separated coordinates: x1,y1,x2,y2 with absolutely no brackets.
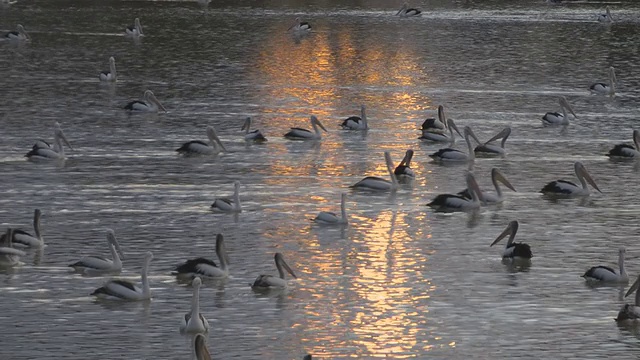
288,17,311,32
490,220,532,260
99,57,117,82
313,193,348,225
542,97,577,127
597,6,613,23
124,90,166,113
458,168,516,204
0,228,26,267
180,277,210,334
427,172,484,212
394,149,415,179
474,127,511,156
284,115,327,140
210,181,241,212
350,151,399,191
4,209,45,247
69,229,124,275
242,117,267,143
429,126,482,163
420,118,463,143
540,161,601,197
396,3,421,17
25,122,72,161
91,251,153,301
616,274,640,322
3,24,29,41
125,18,143,37
173,234,229,279
421,105,447,134
176,126,226,155
583,247,628,283
607,130,640,159
341,105,368,130
251,253,297,290
590,67,616,97
194,333,212,360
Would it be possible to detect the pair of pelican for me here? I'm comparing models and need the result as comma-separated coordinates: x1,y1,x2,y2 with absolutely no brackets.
180,277,210,334
350,151,399,191
69,229,125,275
210,181,242,212
284,116,327,140
99,57,117,82
91,252,153,301
429,126,482,163
176,126,226,155
341,105,368,130
590,66,616,97
0,228,27,267
427,172,484,212
125,18,143,37
25,122,73,161
396,3,421,17
607,130,640,159
251,253,297,290
583,247,628,283
490,220,532,260
173,234,229,279
242,117,267,142
125,90,166,113
540,162,601,197
457,168,516,204
3,24,29,41
0,209,45,248
288,18,311,32
542,97,577,127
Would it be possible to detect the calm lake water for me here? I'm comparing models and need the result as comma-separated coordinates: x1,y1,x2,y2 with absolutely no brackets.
2,0,640,359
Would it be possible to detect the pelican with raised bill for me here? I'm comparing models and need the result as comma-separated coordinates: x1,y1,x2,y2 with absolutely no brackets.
429,126,482,163
288,17,311,32
542,96,577,127
176,126,226,155
616,274,640,322
420,118,462,143
210,181,241,212
394,149,415,179
126,18,143,37
396,2,421,17
4,209,45,247
99,57,117,82
421,105,447,134
427,172,484,212
124,90,166,113
458,168,516,204
490,220,532,260
173,234,229,279
341,105,368,130
540,161,601,197
607,130,640,159
251,253,297,290
0,229,26,267
91,251,153,301
242,117,267,142
350,151,399,191
597,6,613,23
590,66,616,97
69,229,124,275
284,115,327,140
180,277,210,334
25,122,72,161
475,127,511,156
313,193,348,225
3,24,29,41
583,247,628,283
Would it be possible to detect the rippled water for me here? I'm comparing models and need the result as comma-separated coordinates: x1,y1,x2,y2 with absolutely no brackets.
2,0,640,358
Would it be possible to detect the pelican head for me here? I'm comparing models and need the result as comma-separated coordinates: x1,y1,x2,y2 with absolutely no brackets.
625,272,640,299
396,3,408,15
143,251,154,267
109,56,117,77
193,333,212,360
633,129,640,150
490,220,519,248
310,115,327,133
438,105,447,128
106,229,125,260
206,126,226,152
215,234,230,265
492,168,516,192
275,252,297,280
16,24,29,40
134,18,143,35
465,171,484,203
241,117,252,132
143,90,167,113
575,161,602,193
486,127,511,145
53,124,73,150
559,97,577,119
447,119,463,138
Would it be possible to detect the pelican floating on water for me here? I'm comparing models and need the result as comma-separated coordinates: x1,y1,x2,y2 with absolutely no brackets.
583,247,628,283
91,251,153,301
242,117,267,142
69,229,124,275
458,168,516,204
126,18,143,37
173,234,229,279
25,122,72,161
607,130,640,159
0,229,26,267
288,17,311,32
616,274,640,322
540,161,601,197
313,193,348,225
427,172,484,212
210,181,241,212
474,127,511,156
180,277,210,334
251,253,297,290
351,151,399,191
284,115,327,140
420,119,462,143
176,126,226,155
542,97,577,127
194,333,212,360
124,90,166,113
99,57,117,82
597,6,613,23
421,105,447,134
5,209,44,247
394,149,415,179
429,126,481,163
490,220,532,260
3,24,29,41
341,105,368,130
396,3,421,17
590,66,616,97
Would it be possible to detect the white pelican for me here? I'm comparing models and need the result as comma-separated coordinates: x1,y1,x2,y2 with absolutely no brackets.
590,66,616,97
91,251,153,301
3,24,29,41
542,97,577,127
419,118,462,143
99,57,117,82
490,220,532,260
124,90,166,113
421,105,447,134
474,127,511,156
396,3,421,17
194,334,212,360
540,161,601,197
180,277,210,334
597,6,613,23
458,168,516,204
25,123,72,161
616,274,640,322
0,229,26,267
394,149,415,179
7,209,44,247
173,234,229,279
210,181,241,212
125,18,143,37
241,117,267,143
176,126,226,155
69,229,124,275
429,126,481,163
350,151,399,191
583,247,628,283
284,115,327,140
426,172,484,212
607,130,640,159
252,253,297,290
313,193,348,225
341,105,368,130
288,17,311,32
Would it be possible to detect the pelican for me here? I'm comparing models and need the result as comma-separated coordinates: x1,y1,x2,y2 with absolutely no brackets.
69,229,124,275
429,126,481,163
427,172,484,212
125,18,143,37
396,3,421,17
616,274,640,322
194,333,212,360
341,105,368,130
313,193,348,225
490,220,532,260
394,149,415,179
99,57,117,82
25,123,72,161
540,161,602,197
252,253,297,290
542,97,577,127
284,115,327,140
607,130,640,159
173,234,229,279
458,168,516,204
288,17,311,32
3,24,29,41
597,6,613,23
474,127,511,156
7,209,44,247
419,118,462,143
583,247,628,283
590,67,616,97
91,251,153,301
180,277,210,334
124,90,166,113
176,126,226,155
242,117,267,142
0,229,26,267
210,181,241,212
350,151,399,191
421,105,447,134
